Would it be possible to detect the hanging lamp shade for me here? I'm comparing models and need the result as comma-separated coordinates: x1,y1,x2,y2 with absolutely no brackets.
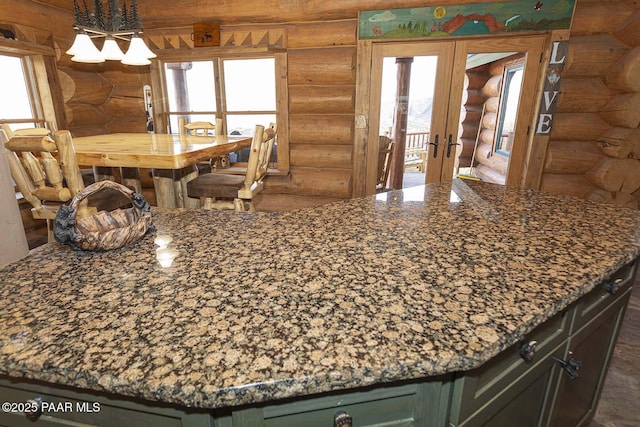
121,35,155,65
100,36,125,61
68,32,105,63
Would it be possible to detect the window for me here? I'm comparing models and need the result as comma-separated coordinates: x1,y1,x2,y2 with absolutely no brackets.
161,55,284,169
494,63,524,157
0,54,44,131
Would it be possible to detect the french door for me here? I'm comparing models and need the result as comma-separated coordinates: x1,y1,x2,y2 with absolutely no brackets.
367,35,545,190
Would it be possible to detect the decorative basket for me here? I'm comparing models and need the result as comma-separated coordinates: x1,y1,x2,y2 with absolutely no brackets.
54,180,154,251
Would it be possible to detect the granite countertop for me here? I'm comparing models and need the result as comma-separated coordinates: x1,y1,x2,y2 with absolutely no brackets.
1,180,640,410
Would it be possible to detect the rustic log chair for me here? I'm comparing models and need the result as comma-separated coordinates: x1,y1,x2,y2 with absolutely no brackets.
1,125,127,242
376,135,394,192
186,123,277,211
179,117,225,172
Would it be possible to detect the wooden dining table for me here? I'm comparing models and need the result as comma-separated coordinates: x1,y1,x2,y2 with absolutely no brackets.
72,132,252,208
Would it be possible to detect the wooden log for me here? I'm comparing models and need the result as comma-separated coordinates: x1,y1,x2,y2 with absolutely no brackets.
614,10,640,47
290,144,352,169
106,116,148,134
253,193,343,211
465,88,485,106
102,97,146,118
54,130,84,198
585,157,640,193
289,114,353,145
459,137,476,158
58,69,113,105
265,166,351,198
605,46,640,93
288,85,355,114
484,97,500,113
549,112,611,141
597,127,640,159
475,142,508,175
481,75,502,97
599,92,640,128
479,128,496,146
70,126,109,137
0,0,73,36
564,35,628,77
587,189,639,209
556,78,611,113
544,140,603,174
286,20,357,48
466,71,488,89
461,122,479,139
64,104,110,127
288,47,356,85
482,111,497,130
540,173,594,198
570,3,631,36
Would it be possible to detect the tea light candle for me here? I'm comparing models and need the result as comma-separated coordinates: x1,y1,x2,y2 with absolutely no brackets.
156,248,178,268
154,234,173,249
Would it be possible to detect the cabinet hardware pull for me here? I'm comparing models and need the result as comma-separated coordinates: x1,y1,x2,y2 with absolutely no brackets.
428,134,439,158
519,340,538,362
603,278,623,295
552,351,582,380
334,410,353,427
446,134,460,158
24,397,43,421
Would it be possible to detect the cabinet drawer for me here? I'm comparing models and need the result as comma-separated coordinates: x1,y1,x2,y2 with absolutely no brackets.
261,384,419,427
229,379,451,427
450,308,571,423
0,377,211,427
573,259,638,332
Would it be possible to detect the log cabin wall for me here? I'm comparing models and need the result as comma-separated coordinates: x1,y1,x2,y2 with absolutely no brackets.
461,54,526,185
2,0,639,210
541,0,640,208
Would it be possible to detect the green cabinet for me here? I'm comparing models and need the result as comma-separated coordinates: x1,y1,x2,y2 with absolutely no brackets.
0,377,213,427
548,284,632,426
448,259,637,427
218,379,452,427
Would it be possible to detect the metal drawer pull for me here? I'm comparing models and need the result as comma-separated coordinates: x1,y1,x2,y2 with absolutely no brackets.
603,278,623,295
552,351,582,380
25,397,43,421
519,340,538,362
334,410,353,427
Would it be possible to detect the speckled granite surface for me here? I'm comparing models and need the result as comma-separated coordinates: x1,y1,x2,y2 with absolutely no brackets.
1,180,640,410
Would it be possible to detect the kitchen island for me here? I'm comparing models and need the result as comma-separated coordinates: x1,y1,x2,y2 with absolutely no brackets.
1,180,639,426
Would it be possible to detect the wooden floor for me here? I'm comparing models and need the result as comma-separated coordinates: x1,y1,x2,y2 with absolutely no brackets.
588,275,640,426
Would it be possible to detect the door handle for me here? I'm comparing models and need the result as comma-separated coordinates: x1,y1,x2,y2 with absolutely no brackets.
446,134,460,158
428,134,439,158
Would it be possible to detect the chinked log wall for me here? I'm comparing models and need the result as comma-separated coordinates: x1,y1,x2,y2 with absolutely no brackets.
542,1,640,208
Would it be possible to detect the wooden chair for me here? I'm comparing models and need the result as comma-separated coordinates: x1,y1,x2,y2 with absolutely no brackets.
186,123,277,211
179,118,225,171
376,135,394,192
2,126,125,242
179,118,224,136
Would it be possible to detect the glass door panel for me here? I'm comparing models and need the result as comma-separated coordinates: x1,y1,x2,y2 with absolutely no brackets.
445,35,545,186
369,42,455,189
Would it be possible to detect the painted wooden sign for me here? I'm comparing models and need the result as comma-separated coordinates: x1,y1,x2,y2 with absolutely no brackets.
358,0,576,39
536,41,568,134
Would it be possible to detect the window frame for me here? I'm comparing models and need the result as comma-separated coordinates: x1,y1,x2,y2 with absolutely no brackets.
0,53,47,131
152,50,289,173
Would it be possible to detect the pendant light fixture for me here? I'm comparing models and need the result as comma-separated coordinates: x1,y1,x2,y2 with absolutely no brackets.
66,0,156,65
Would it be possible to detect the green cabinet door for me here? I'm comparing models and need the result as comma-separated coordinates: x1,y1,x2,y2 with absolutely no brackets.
449,343,566,427
548,289,631,427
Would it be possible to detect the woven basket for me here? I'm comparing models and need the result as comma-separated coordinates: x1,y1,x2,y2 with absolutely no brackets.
54,180,154,251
